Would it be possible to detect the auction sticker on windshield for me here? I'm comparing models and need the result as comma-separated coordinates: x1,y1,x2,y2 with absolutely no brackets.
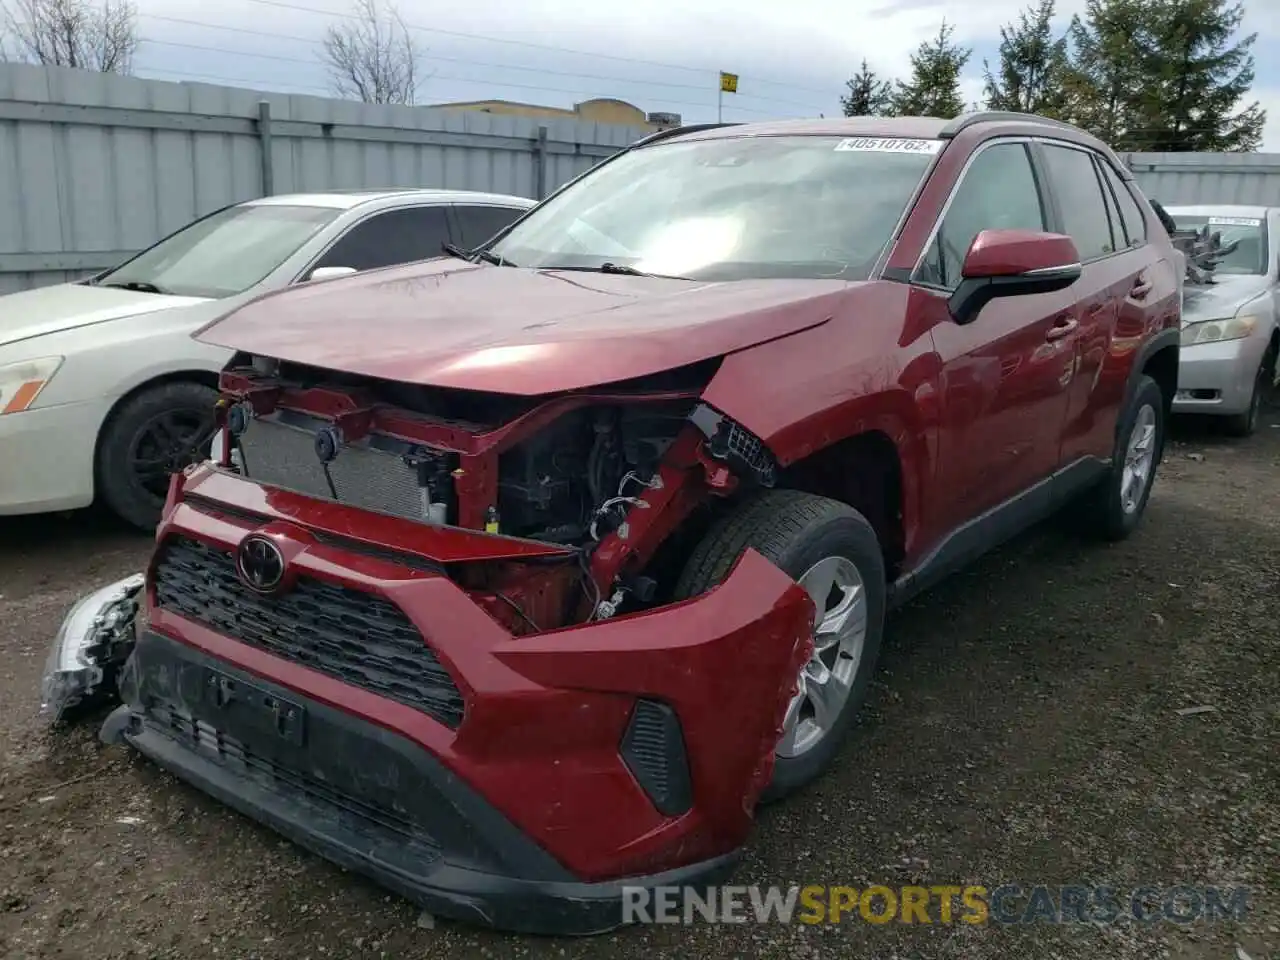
833,137,944,154
1208,216,1262,226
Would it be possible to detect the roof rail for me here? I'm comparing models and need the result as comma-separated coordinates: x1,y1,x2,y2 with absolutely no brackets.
631,122,745,148
940,111,1083,139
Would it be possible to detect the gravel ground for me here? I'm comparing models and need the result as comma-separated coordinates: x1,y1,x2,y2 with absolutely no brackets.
1,413,1277,960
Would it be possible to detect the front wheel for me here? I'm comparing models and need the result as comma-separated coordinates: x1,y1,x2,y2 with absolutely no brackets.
674,489,887,802
96,381,220,531
1223,349,1274,438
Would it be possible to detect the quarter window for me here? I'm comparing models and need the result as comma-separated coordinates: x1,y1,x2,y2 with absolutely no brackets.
1040,145,1116,260
1097,161,1147,246
916,142,1047,290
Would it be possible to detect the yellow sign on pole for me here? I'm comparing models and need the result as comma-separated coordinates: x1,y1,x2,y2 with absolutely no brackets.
719,71,739,94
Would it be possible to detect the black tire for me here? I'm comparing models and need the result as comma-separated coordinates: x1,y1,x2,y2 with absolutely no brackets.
673,489,886,802
96,380,219,531
1223,348,1274,438
1076,374,1165,541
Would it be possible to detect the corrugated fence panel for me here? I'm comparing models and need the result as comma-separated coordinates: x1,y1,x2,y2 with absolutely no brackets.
1124,151,1280,206
0,62,650,293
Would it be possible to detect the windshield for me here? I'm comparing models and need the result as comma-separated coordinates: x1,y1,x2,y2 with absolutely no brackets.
97,204,341,298
1171,214,1268,275
488,135,941,281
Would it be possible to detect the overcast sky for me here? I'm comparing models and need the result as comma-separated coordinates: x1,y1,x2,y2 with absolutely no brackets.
129,0,1280,151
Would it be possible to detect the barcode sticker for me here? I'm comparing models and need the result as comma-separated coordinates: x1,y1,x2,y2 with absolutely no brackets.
833,137,944,154
1208,216,1262,226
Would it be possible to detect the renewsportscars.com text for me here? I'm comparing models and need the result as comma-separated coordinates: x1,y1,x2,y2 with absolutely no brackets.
621,884,1251,925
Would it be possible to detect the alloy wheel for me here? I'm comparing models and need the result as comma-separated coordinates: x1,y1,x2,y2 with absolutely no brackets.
128,408,217,499
777,555,868,759
1120,403,1157,515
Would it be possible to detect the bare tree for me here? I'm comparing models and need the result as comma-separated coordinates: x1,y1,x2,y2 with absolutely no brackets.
0,0,138,73
321,0,421,104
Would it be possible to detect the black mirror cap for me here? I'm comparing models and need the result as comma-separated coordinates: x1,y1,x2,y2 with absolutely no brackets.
948,263,1083,325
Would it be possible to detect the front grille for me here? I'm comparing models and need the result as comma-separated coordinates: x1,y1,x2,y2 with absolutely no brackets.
152,537,466,727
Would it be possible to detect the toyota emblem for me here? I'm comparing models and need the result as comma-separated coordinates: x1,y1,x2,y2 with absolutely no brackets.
236,534,286,593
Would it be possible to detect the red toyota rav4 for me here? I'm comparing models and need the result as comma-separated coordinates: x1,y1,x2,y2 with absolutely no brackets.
100,112,1181,933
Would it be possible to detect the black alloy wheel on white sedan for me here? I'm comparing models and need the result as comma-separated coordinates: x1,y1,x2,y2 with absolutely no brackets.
96,380,220,531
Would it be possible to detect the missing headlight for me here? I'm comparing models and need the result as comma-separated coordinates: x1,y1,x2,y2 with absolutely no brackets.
689,403,777,487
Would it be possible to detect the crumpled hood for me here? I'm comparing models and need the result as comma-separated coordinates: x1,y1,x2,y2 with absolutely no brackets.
0,282,210,347
1182,274,1272,325
196,259,850,395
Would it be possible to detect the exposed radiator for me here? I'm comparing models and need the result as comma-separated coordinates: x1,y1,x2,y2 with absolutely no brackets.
236,414,436,522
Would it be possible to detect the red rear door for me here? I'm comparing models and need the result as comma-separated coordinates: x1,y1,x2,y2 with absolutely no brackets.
1032,143,1168,467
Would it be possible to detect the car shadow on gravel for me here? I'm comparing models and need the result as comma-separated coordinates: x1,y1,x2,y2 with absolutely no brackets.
0,508,150,600
0,507,142,556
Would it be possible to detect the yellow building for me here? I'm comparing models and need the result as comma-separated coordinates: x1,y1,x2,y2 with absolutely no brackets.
430,97,681,131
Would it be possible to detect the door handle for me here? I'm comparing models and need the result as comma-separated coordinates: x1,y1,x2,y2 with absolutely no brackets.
1130,277,1153,299
1045,317,1078,341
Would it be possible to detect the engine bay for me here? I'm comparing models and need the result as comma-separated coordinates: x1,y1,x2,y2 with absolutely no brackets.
209,353,777,633
216,354,720,546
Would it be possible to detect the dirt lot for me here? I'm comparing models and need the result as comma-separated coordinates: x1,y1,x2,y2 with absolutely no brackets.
1,414,1277,960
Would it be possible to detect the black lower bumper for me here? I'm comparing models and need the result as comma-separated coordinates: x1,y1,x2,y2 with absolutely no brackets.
103,631,739,935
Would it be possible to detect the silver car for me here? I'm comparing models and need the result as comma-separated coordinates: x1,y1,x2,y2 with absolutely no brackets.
0,189,534,529
1166,204,1278,436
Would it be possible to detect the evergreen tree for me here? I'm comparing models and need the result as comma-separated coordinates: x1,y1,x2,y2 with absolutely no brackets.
891,21,973,118
1060,0,1151,145
1140,0,1264,151
841,59,894,117
984,0,1070,116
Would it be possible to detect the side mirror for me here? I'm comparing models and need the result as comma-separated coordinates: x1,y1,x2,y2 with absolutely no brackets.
948,229,1082,325
308,265,358,282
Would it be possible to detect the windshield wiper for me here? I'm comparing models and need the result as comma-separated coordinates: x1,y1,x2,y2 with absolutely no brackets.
100,279,170,295
440,242,513,267
599,262,648,276
542,262,687,280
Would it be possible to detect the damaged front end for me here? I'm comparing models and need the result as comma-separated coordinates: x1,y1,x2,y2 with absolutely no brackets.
95,351,816,933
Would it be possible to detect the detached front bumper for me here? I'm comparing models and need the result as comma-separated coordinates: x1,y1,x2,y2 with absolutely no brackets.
1173,336,1268,415
102,465,815,933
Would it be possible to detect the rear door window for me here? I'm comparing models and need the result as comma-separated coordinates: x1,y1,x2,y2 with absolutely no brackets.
454,204,527,247
313,206,451,272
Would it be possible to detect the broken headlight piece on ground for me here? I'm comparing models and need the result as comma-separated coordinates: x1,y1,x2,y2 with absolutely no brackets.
40,573,144,725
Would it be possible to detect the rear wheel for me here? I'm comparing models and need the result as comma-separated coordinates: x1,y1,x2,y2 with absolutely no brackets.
674,489,886,802
1076,374,1165,541
96,381,219,531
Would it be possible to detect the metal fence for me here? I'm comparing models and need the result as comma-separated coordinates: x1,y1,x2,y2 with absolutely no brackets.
3,59,1279,294
1122,151,1280,207
0,62,651,293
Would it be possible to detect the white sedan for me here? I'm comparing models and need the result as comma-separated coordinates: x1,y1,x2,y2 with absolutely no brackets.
0,188,534,529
